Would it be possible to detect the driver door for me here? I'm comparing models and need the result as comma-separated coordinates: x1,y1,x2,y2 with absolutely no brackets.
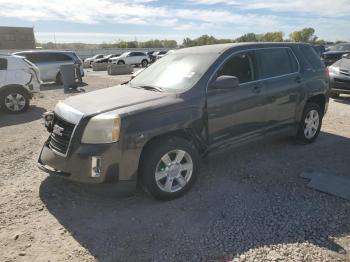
206,51,269,146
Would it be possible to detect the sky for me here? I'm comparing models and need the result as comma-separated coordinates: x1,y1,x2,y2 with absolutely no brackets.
0,0,349,44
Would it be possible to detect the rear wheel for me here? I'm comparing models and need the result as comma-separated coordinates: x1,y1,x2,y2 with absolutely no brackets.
296,102,322,144
56,72,63,85
1,87,30,114
140,137,199,200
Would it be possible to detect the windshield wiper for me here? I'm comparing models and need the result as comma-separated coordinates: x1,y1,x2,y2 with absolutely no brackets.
135,85,163,92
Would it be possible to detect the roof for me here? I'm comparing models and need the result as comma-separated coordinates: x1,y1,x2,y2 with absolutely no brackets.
177,42,310,54
13,50,75,54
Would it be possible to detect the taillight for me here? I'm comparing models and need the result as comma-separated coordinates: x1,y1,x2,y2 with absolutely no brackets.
325,67,330,79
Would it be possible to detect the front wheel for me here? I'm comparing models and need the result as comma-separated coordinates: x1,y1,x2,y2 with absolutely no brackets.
141,59,148,67
1,87,30,114
117,60,125,65
296,102,322,144
140,137,200,200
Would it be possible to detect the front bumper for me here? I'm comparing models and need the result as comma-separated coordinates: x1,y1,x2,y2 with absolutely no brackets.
330,74,350,94
38,139,137,184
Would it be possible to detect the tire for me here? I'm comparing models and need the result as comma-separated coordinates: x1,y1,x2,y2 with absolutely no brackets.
141,59,148,67
296,102,322,144
1,87,30,114
56,72,63,85
117,60,125,65
140,137,200,200
330,93,339,99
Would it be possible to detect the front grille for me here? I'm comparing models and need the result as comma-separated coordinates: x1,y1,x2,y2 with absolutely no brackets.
334,78,350,84
48,115,75,155
339,69,350,76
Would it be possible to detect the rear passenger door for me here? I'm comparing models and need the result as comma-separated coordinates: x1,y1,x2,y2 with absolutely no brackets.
256,48,301,135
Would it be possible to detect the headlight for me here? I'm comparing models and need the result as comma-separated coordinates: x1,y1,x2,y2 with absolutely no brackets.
328,66,339,74
81,112,121,144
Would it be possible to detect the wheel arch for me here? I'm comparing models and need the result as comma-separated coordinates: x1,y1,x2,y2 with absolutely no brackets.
137,129,204,185
0,84,30,97
307,94,326,116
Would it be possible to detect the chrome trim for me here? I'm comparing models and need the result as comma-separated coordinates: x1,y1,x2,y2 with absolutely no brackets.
49,115,81,158
207,46,301,90
54,102,84,124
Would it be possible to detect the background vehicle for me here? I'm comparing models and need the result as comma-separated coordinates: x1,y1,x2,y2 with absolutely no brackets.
110,52,150,67
154,50,168,60
38,43,329,200
328,53,350,98
0,54,41,113
147,51,157,63
321,43,350,66
13,50,84,84
84,54,104,65
312,45,325,56
93,54,120,64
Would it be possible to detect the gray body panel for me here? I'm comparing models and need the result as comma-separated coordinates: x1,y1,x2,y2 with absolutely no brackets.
38,43,329,184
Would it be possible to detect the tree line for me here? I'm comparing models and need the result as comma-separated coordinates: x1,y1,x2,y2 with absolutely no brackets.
38,28,345,49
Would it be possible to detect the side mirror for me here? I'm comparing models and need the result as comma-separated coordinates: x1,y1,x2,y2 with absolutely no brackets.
212,75,239,89
342,53,350,59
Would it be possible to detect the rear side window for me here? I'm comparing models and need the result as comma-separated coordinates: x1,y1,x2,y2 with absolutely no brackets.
217,52,256,84
299,45,323,70
51,53,72,62
258,48,298,79
0,58,7,70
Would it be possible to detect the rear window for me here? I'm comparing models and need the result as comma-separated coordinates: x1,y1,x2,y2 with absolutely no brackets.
299,45,323,70
258,48,299,79
0,58,7,70
18,52,72,63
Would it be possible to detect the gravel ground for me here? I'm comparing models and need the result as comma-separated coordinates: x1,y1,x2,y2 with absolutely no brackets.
0,70,350,262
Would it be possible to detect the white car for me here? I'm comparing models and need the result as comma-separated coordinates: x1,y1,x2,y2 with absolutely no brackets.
84,54,104,65
13,51,84,84
110,52,150,67
0,54,41,113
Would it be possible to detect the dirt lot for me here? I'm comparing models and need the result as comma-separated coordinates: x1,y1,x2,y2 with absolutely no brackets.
1,70,350,262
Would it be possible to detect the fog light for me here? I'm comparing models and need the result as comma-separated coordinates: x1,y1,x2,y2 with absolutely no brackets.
91,156,102,178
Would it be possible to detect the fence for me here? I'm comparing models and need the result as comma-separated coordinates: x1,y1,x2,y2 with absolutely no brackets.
0,48,168,60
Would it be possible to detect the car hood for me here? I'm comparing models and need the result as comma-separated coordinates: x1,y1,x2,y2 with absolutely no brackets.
323,50,350,55
54,85,171,124
334,58,350,70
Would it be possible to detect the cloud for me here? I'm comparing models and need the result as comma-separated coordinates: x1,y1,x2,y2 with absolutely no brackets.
0,0,280,30
189,0,350,17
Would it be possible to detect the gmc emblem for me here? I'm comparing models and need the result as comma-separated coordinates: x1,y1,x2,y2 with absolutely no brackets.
53,124,64,136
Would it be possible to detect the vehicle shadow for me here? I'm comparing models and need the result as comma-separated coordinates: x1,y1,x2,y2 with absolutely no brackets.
333,96,350,105
40,82,88,91
0,106,46,128
39,131,350,261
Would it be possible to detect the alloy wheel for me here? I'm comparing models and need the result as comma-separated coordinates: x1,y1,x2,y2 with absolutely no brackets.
4,93,26,112
304,109,320,139
155,150,193,193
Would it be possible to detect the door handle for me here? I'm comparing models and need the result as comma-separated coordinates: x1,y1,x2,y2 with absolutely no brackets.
253,86,262,93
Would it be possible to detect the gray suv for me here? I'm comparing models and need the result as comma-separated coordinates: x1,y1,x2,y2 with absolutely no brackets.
13,50,84,84
38,43,329,200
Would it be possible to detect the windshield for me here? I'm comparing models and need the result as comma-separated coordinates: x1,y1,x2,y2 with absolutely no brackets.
129,52,218,92
329,44,350,51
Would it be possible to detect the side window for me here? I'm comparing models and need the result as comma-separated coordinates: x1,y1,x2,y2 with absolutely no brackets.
299,45,323,70
52,53,72,62
258,48,298,78
217,52,256,84
0,58,8,70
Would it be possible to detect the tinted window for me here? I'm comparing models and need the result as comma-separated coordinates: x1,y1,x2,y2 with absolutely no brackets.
0,58,7,70
52,53,72,61
299,45,323,70
218,52,256,84
258,48,298,78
